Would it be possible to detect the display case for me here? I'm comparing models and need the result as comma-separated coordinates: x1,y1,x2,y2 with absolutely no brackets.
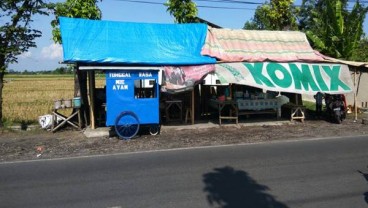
234,89,281,118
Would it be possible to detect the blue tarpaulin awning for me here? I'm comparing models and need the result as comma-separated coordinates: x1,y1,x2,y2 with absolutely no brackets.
59,17,216,65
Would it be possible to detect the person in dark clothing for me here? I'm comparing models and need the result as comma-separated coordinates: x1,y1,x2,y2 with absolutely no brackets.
314,92,324,118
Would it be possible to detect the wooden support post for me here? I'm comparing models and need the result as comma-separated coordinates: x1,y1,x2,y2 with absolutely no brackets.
191,89,195,125
354,67,358,121
88,70,96,129
77,68,89,126
74,64,81,98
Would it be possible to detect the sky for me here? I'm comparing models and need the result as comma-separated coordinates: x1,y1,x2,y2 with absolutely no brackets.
7,0,368,72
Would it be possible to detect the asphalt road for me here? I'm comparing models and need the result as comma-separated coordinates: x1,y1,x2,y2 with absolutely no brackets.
1,135,368,208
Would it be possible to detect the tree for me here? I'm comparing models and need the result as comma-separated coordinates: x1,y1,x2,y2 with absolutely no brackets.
0,0,49,127
299,0,368,60
164,0,198,23
351,37,368,62
243,0,299,30
53,65,73,74
50,0,102,44
54,67,67,74
50,0,102,127
243,5,272,30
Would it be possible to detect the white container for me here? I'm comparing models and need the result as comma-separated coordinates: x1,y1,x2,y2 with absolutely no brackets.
54,100,62,109
63,99,72,108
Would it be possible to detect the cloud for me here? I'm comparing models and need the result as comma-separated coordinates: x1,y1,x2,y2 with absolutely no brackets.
19,51,32,59
41,43,62,60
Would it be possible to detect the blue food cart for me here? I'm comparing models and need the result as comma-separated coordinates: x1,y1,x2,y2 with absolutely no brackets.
106,69,160,139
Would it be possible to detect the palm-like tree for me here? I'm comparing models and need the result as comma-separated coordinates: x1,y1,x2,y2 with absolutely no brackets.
300,0,368,60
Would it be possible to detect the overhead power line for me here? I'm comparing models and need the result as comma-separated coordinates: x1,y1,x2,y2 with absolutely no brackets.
114,0,163,5
195,0,262,5
114,0,368,7
114,0,261,10
197,5,256,10
348,0,368,3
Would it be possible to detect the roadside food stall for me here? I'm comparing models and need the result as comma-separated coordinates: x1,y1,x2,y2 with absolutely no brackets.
204,74,283,124
59,17,216,131
200,28,354,123
59,17,355,133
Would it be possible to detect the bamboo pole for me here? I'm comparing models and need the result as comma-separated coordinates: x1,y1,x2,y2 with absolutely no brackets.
354,67,357,122
88,70,96,129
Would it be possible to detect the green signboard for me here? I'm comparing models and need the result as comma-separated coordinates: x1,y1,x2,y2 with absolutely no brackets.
215,62,353,94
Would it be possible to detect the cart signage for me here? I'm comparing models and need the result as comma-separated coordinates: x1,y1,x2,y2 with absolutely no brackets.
109,72,131,78
215,62,353,94
139,72,153,77
112,80,128,90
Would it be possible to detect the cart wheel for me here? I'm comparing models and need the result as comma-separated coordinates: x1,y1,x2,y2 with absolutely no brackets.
149,125,160,136
115,111,140,140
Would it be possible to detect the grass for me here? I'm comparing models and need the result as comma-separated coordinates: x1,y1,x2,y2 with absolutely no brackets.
302,100,316,111
2,74,105,126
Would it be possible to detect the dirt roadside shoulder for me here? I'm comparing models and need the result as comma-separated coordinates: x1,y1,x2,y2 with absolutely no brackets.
1,118,367,163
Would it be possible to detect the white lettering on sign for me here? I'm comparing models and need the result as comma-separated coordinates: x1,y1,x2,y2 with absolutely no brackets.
139,72,152,77
112,85,128,90
109,72,131,78
116,80,125,84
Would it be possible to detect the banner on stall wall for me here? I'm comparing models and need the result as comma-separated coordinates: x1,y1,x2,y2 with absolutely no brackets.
162,65,215,93
215,62,353,95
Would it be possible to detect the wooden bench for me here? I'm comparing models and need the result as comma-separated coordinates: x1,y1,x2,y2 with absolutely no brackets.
208,99,238,125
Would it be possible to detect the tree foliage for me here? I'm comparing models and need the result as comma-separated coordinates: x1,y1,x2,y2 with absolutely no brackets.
351,37,368,62
0,0,49,68
53,66,73,74
164,0,198,23
0,0,49,127
50,0,102,44
243,0,298,30
299,0,368,60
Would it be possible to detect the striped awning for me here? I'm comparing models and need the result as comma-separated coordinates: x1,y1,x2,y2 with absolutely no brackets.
201,28,325,62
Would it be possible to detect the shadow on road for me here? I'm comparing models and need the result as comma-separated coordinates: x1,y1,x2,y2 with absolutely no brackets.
358,169,368,204
203,166,288,208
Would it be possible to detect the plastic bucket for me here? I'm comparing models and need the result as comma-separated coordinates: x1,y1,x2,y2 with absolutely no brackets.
73,97,81,108
63,99,72,108
54,100,62,109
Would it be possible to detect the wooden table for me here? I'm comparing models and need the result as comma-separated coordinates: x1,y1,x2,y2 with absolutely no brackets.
282,104,306,122
290,105,306,122
165,100,183,122
51,108,81,132
209,99,238,125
